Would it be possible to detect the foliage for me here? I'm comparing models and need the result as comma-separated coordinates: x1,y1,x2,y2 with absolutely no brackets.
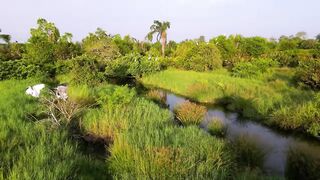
269,49,314,67
174,41,222,71
95,85,136,107
209,35,238,65
112,34,138,55
105,53,162,78
146,20,171,56
23,18,79,77
0,59,39,80
82,28,120,61
174,101,207,126
231,58,278,78
70,54,104,86
295,59,320,90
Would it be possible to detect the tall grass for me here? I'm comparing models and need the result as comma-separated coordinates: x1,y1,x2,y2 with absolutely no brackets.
0,79,108,179
81,86,236,179
141,68,320,137
174,101,207,126
285,144,320,180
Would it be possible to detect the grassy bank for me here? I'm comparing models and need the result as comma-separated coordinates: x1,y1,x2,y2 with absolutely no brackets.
141,68,320,137
78,84,237,179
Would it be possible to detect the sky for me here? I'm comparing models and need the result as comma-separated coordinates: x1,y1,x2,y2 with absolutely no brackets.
1,0,320,42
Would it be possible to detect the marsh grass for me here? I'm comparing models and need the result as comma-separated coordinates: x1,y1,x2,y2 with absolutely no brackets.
232,135,266,169
145,89,167,106
285,144,320,180
0,79,109,179
174,101,207,126
142,68,320,137
207,117,227,137
79,85,236,179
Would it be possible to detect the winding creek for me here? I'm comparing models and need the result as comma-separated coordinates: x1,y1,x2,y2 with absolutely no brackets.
162,90,320,176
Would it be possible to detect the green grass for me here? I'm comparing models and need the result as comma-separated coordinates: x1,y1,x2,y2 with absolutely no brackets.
207,117,227,137
174,101,207,126
141,68,320,137
81,86,237,179
0,79,109,179
285,143,320,180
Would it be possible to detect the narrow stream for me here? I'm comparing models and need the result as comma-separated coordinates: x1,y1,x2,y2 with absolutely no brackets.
164,91,320,176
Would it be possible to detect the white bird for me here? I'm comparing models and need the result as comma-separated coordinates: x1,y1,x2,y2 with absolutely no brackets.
54,85,68,100
25,84,45,98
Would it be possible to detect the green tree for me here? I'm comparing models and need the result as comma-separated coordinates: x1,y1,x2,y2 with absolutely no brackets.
82,28,120,61
23,18,77,77
174,41,222,71
146,20,171,57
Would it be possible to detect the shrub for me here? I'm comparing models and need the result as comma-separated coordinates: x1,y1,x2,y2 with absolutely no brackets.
96,85,136,107
55,59,73,74
174,41,222,71
70,54,104,86
270,50,313,67
0,59,40,80
105,53,162,78
285,146,320,180
295,59,320,90
233,135,266,169
174,101,207,126
207,117,227,137
232,58,278,78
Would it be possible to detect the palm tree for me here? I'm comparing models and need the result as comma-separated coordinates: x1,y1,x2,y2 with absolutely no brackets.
146,20,170,56
0,29,11,44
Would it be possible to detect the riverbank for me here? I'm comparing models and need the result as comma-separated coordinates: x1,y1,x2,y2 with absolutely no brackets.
141,68,320,138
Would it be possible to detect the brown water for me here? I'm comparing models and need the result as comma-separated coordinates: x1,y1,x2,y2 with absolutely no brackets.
164,91,320,176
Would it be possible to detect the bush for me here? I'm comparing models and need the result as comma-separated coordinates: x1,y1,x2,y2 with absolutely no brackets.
0,59,40,80
270,50,313,67
232,58,278,78
55,59,73,74
295,59,320,90
174,101,207,126
95,85,136,107
105,53,162,78
174,41,222,71
70,54,104,85
207,117,227,137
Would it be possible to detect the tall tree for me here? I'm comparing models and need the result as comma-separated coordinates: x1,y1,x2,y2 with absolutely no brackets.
146,20,170,56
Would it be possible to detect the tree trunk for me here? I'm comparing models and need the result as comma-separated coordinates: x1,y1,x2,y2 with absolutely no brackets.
161,31,167,57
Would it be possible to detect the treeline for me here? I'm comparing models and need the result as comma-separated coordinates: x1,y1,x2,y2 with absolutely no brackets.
0,18,319,89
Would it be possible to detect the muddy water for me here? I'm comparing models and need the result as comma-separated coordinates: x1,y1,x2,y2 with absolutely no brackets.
164,91,320,176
